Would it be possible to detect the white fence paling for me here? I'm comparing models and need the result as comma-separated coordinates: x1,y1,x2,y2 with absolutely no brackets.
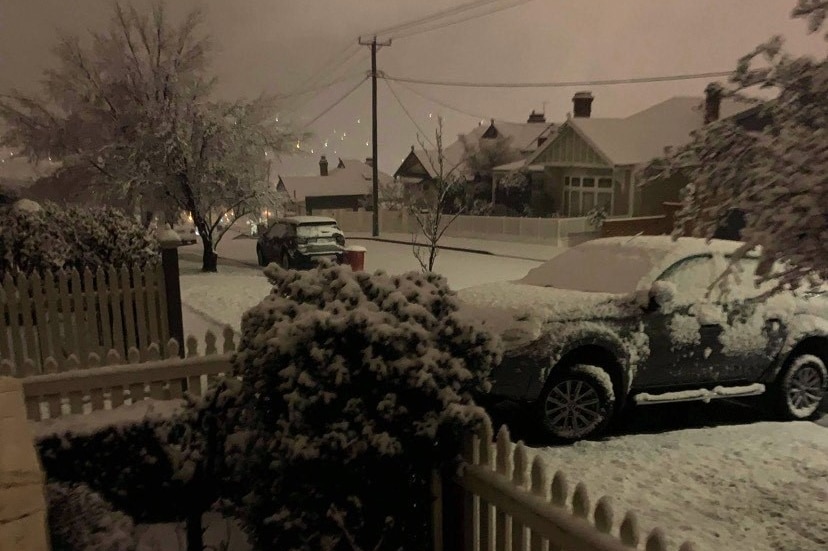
316,209,597,246
453,420,699,551
0,264,171,375
13,327,236,421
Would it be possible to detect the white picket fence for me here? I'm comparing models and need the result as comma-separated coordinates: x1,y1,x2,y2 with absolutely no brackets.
448,420,698,551
315,209,599,246
12,328,235,421
0,264,171,375
11,331,699,551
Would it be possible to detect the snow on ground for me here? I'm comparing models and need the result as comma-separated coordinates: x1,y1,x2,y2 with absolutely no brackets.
531,422,828,551
172,232,828,551
176,232,543,332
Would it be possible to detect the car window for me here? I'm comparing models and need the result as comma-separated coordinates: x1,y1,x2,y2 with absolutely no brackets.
720,257,777,300
296,223,341,238
656,254,717,303
267,223,285,238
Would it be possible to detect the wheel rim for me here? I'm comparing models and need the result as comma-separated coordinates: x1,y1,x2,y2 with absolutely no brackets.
544,379,603,438
787,364,824,415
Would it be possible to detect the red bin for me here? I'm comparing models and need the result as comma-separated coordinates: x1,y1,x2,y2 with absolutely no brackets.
343,245,367,271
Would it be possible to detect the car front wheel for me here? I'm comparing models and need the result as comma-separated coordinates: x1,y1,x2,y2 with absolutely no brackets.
537,364,616,442
774,353,827,420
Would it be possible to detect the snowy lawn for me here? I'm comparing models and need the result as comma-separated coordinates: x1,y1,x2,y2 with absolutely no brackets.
531,421,828,551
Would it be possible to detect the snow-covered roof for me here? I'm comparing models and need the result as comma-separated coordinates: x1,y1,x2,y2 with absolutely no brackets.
279,158,392,202
527,96,761,167
400,119,557,180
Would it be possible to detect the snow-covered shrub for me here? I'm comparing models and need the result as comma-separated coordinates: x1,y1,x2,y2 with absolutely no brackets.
37,417,188,523
46,481,136,551
0,201,158,277
221,262,502,551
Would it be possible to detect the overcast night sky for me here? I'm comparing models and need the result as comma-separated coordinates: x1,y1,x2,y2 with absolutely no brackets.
0,0,825,179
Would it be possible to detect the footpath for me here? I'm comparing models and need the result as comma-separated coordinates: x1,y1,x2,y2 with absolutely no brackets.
346,232,563,262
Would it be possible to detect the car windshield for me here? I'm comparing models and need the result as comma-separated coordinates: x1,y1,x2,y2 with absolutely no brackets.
519,243,667,294
296,223,341,238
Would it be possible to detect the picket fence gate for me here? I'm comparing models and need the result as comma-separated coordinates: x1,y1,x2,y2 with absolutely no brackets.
0,264,172,375
438,419,698,551
12,327,235,421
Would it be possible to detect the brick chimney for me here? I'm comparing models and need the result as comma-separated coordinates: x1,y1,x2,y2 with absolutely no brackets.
704,83,723,124
572,91,594,118
365,157,374,167
319,155,328,176
527,110,546,123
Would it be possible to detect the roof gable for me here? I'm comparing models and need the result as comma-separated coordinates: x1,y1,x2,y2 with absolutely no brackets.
527,96,760,167
279,160,393,201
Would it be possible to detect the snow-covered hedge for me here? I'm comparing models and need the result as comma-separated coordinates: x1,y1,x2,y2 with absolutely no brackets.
36,416,189,523
217,263,502,551
46,481,136,551
0,201,158,276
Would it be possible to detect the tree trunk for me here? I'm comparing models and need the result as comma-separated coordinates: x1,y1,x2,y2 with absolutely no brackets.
195,217,218,273
186,509,204,551
201,240,218,272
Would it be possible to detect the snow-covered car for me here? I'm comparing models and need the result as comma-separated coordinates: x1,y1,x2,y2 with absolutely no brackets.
173,222,198,245
458,236,828,441
256,216,346,269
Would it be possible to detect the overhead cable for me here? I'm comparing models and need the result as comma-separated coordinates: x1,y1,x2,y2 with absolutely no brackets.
382,70,734,89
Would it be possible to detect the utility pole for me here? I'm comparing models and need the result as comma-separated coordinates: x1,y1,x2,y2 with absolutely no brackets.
359,35,391,237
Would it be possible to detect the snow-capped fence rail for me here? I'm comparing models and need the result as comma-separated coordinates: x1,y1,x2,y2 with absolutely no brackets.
440,420,698,551
11,328,235,421
0,264,175,375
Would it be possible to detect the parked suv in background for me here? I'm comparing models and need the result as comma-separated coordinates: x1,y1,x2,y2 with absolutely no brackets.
256,216,346,269
458,236,828,442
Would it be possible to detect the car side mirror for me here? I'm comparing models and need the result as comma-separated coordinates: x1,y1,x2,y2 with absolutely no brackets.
640,281,677,313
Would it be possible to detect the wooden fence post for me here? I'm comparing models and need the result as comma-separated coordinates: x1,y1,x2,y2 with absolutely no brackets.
441,461,467,551
158,230,185,358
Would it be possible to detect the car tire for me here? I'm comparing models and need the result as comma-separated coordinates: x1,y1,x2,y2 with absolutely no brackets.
281,252,291,270
772,352,827,421
537,364,616,442
256,247,267,267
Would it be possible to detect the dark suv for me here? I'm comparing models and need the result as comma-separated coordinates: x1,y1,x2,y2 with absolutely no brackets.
458,236,828,441
256,216,346,269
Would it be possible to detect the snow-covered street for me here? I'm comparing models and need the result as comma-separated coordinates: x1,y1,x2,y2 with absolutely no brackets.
173,231,828,551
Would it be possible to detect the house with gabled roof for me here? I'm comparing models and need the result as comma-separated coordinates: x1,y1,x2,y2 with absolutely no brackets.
394,112,557,198
495,87,761,218
277,156,393,215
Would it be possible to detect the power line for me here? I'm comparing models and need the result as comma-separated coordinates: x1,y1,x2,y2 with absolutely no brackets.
288,42,362,98
392,0,534,40
361,0,509,41
284,51,369,115
383,78,436,148
278,71,367,101
383,70,734,89
301,75,369,129
391,78,490,121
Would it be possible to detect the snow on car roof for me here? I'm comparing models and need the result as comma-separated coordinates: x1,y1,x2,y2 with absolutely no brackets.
281,215,338,225
518,236,746,295
581,235,743,257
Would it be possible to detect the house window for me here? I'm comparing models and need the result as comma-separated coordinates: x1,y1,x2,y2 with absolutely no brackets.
564,175,614,216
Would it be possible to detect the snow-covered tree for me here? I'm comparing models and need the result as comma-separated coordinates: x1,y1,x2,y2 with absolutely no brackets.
0,2,303,272
459,130,521,208
218,262,501,551
640,0,827,293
